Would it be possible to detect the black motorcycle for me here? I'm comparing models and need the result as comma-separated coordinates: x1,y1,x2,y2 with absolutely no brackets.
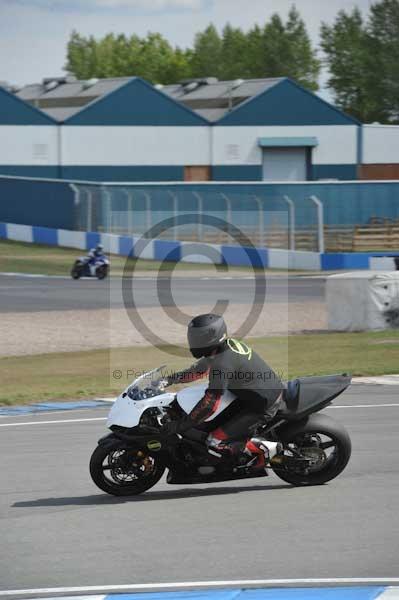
89,367,352,496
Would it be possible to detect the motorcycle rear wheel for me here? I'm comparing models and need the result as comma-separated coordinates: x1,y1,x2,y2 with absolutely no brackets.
271,413,351,486
90,445,165,496
71,266,81,279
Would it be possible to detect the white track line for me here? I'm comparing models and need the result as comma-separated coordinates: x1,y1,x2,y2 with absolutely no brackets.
1,579,399,597
1,404,399,427
0,417,107,427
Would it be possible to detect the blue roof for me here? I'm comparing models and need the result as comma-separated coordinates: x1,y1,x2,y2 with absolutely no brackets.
216,78,360,126
64,77,208,126
0,85,56,125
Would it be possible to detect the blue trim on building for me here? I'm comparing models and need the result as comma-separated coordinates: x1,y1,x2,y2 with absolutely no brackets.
61,166,185,182
217,79,359,127
258,137,318,147
64,77,208,126
221,245,268,268
212,165,263,181
0,166,60,178
86,231,101,250
32,225,58,246
154,240,182,262
0,222,7,239
312,164,358,181
0,85,56,125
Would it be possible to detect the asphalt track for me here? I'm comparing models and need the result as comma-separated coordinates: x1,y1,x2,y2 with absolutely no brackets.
1,384,398,593
0,274,324,312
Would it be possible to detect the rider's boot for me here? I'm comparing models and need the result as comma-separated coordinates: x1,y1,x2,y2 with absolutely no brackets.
241,438,282,471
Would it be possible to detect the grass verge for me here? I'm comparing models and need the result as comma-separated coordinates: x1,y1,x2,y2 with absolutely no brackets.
1,330,398,405
0,239,316,276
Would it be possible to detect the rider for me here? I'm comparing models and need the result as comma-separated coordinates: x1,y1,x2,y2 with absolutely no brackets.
87,243,105,274
162,313,284,471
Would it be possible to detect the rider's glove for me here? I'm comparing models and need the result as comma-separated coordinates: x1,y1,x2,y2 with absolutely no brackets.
162,416,194,436
151,378,169,392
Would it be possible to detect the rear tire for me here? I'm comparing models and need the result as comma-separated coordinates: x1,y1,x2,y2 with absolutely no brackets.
272,413,351,486
71,261,82,279
90,445,165,496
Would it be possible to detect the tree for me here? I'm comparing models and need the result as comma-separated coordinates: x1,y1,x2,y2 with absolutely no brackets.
367,0,399,122
220,23,248,80
285,6,320,91
320,0,399,123
64,7,320,90
190,24,222,79
320,9,372,121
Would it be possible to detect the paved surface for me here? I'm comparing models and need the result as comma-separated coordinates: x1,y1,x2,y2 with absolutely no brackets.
0,274,325,313
1,385,398,593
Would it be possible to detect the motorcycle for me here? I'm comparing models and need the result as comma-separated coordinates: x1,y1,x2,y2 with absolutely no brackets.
71,255,109,280
90,366,352,496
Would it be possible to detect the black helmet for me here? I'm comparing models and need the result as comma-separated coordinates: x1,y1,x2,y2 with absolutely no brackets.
187,313,227,358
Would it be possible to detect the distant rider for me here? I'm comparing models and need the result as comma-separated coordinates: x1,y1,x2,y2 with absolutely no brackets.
87,243,106,275
162,313,284,477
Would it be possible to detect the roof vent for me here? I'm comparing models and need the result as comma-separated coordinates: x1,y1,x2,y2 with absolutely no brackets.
231,78,244,90
83,78,99,90
184,81,199,93
44,80,59,92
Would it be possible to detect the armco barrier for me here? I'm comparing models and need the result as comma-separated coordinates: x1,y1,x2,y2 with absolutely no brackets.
1,221,399,271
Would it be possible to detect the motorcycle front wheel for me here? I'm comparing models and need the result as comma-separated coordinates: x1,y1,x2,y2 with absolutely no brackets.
271,413,351,486
96,265,108,280
90,445,165,496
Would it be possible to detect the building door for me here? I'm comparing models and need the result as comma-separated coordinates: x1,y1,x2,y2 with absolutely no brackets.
184,166,211,181
262,147,307,181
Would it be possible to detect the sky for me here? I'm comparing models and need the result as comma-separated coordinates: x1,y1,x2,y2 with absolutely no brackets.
0,0,373,89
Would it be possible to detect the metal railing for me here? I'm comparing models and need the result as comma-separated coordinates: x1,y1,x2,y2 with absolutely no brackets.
70,183,325,252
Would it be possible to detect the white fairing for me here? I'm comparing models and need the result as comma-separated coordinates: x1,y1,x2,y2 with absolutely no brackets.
106,366,237,429
107,392,176,429
176,384,236,422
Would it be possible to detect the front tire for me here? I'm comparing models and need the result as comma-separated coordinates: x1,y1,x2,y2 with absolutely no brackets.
272,413,351,486
90,445,165,496
96,265,108,280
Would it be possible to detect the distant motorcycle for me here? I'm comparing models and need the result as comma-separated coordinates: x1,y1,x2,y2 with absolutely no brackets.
90,366,352,496
70,256,109,280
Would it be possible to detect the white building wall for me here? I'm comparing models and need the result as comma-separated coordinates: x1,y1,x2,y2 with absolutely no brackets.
0,126,58,165
362,125,399,164
61,126,211,166
212,125,358,166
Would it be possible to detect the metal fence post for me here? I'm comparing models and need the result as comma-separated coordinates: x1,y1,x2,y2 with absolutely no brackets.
168,191,178,238
220,192,232,241
310,195,325,253
253,195,265,247
101,186,112,233
69,183,81,230
143,192,151,236
283,195,296,250
122,188,134,235
192,191,203,241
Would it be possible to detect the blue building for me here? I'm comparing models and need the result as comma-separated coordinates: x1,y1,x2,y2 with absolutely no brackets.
0,75,398,182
